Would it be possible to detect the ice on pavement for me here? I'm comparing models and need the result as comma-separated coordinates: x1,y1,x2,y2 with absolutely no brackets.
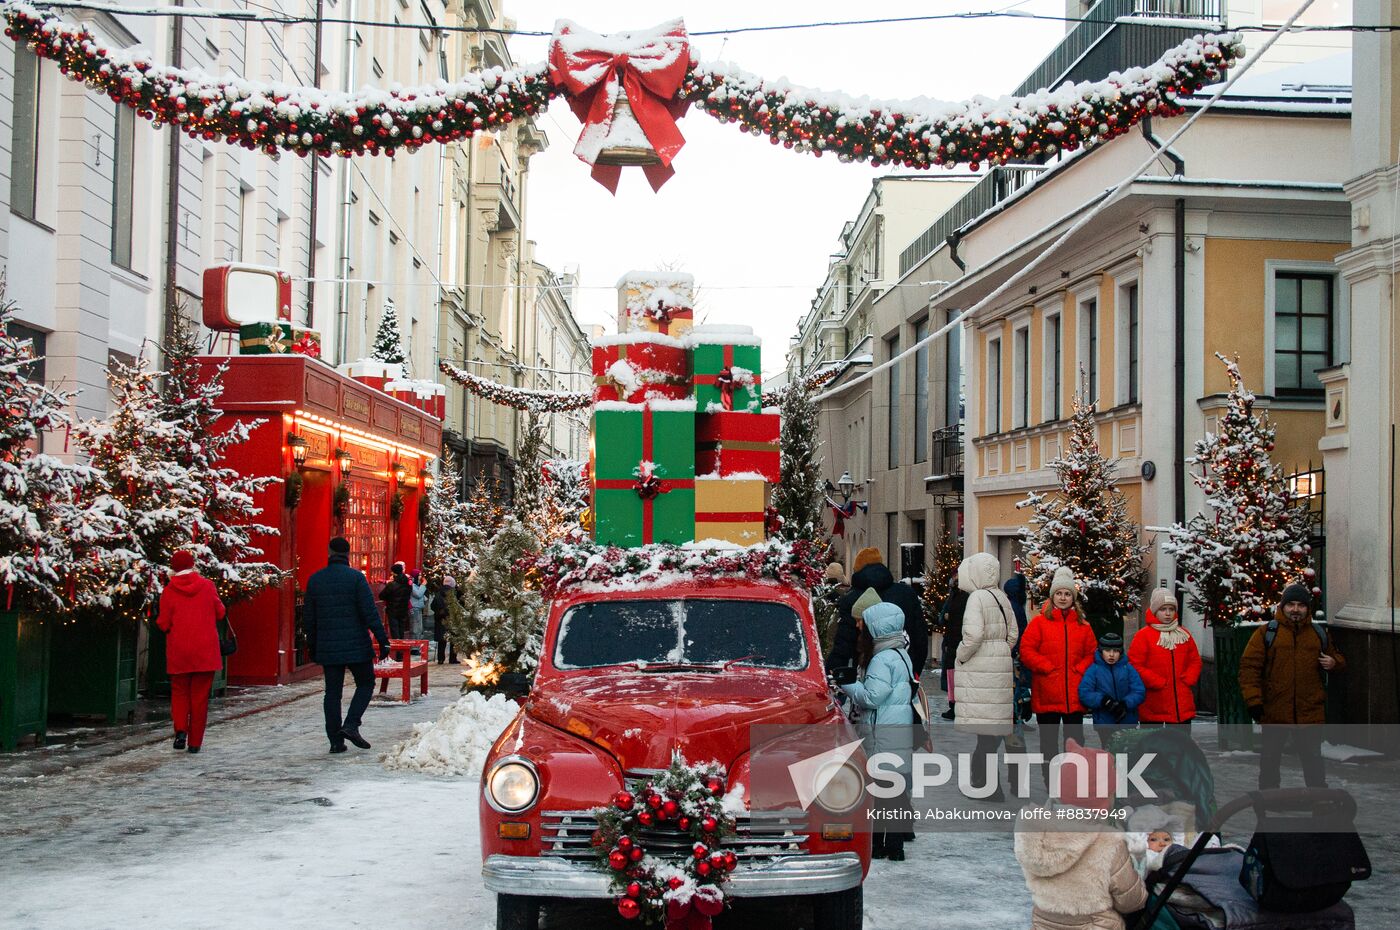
380,690,520,777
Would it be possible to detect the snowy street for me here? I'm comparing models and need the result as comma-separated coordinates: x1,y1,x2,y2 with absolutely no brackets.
1,665,1394,930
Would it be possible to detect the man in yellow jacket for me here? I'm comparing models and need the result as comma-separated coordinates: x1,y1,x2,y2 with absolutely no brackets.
1238,583,1346,789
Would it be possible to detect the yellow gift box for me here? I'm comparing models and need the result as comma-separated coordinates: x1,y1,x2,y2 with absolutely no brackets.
694,477,766,546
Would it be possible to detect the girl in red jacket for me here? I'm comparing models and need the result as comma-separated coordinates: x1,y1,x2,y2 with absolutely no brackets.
1018,567,1097,783
155,550,227,753
1128,588,1201,726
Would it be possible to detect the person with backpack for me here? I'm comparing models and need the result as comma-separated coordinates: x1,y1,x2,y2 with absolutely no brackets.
830,547,928,679
1078,632,1146,746
839,598,917,860
1129,587,1201,728
1238,582,1346,789
1019,567,1097,785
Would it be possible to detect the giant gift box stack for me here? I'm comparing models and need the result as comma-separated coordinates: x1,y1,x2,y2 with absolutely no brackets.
591,273,779,548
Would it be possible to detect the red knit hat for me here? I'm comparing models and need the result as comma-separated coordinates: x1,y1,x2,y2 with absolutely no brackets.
1052,739,1116,811
170,550,195,572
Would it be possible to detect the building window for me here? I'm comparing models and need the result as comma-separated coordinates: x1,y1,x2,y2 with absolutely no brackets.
1013,325,1029,429
11,45,42,221
1274,272,1334,394
945,309,963,429
987,336,1002,434
1126,284,1140,404
8,323,47,452
1080,298,1098,403
914,318,929,463
111,105,136,269
886,333,901,469
1044,313,1062,421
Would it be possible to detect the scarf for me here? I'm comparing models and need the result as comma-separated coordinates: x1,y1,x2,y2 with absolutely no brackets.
1148,611,1191,650
873,630,910,656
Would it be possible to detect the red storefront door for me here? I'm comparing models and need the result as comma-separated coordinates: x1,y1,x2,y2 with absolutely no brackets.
344,478,390,584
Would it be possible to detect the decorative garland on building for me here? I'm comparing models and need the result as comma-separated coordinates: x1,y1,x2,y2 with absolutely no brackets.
764,367,840,406
596,755,739,926
525,535,825,598
438,360,592,413
4,3,1243,175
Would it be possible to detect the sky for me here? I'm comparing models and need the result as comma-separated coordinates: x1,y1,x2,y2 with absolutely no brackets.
503,0,1067,377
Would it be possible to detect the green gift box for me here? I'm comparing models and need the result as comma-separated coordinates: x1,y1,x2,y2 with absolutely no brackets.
238,321,291,355
592,401,696,547
690,330,762,413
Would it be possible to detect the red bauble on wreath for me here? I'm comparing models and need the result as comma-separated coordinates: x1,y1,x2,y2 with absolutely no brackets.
594,754,738,929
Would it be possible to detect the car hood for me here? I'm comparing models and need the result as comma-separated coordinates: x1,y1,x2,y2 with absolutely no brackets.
526,670,833,773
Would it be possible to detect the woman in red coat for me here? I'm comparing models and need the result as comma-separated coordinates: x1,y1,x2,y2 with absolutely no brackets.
155,550,227,753
1018,567,1097,783
1128,588,1201,726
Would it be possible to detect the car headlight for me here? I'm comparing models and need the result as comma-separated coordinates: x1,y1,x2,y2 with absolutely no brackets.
815,761,864,814
487,758,540,813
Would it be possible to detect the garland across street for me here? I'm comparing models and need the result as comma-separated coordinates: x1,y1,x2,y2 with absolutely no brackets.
4,2,1242,181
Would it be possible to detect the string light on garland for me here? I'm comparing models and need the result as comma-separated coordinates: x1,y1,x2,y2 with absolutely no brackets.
438,360,592,413
594,754,738,927
2,2,1243,175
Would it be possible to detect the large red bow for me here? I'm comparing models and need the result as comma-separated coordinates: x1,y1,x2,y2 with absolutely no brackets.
547,19,693,193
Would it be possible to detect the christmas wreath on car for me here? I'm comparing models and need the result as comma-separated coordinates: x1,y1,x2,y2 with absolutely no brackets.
595,755,740,927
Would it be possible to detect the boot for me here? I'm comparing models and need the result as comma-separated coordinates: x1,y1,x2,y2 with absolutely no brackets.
886,843,906,862
173,731,187,750
187,746,201,754
341,727,371,750
329,743,349,754
940,703,956,721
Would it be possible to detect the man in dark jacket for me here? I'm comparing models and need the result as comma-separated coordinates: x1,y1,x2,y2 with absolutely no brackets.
829,547,928,677
379,561,412,639
938,575,968,719
305,537,392,753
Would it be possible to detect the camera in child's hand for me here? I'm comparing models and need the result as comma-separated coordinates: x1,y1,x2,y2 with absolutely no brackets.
829,665,858,686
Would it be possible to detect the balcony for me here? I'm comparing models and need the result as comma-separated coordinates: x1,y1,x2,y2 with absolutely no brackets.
898,165,1045,277
925,424,965,507
1015,0,1224,97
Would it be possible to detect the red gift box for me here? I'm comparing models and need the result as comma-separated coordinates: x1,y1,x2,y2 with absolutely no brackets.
694,411,780,482
591,335,691,404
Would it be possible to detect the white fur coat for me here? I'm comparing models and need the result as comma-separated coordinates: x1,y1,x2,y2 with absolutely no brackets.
1015,817,1148,930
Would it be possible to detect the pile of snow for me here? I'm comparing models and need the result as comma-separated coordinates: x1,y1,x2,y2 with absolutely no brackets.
380,691,519,777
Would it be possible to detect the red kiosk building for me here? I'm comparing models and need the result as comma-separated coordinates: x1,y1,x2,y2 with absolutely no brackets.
200,354,442,685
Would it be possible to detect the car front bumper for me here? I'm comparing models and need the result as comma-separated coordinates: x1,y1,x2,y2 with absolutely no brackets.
481,852,863,899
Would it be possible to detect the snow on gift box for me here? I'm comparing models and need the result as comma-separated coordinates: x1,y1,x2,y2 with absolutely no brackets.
616,269,696,338
686,325,762,413
695,410,780,483
591,399,697,548
590,332,691,404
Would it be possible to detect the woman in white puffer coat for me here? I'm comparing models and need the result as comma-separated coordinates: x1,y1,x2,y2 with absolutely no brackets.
954,551,1019,799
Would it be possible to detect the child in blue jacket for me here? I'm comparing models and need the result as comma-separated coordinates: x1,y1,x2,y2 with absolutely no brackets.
1078,632,1145,741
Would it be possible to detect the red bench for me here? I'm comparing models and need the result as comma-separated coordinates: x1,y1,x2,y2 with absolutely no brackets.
374,639,430,702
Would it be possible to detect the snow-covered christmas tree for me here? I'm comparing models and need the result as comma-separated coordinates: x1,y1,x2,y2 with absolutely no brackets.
1164,354,1314,626
513,410,547,519
538,458,588,546
370,300,408,372
77,314,283,616
1018,391,1148,617
772,372,825,542
448,520,545,674
0,295,137,612
421,453,482,587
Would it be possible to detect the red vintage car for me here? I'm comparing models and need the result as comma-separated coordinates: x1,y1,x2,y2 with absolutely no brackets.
479,577,870,929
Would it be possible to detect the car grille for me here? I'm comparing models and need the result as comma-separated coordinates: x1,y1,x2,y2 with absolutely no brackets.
539,809,811,863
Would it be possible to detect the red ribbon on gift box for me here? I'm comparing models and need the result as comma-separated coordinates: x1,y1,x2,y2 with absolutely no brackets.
547,20,692,193
646,302,693,335
694,346,750,412
594,406,694,543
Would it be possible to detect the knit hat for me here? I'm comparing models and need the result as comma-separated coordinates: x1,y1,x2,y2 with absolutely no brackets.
1149,587,1178,614
329,536,351,555
1049,566,1076,598
1052,739,1116,811
824,562,846,583
392,561,406,574
853,547,884,574
442,575,456,588
170,550,195,572
1281,583,1312,606
851,586,883,621
1097,632,1124,651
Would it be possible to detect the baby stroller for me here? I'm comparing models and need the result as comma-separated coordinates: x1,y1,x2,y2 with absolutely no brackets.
1132,788,1371,930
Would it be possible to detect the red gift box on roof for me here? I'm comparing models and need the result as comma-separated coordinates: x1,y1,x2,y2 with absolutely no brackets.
591,333,691,404
695,410,780,482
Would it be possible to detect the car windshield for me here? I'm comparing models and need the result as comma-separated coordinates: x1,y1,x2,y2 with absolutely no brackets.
553,599,808,671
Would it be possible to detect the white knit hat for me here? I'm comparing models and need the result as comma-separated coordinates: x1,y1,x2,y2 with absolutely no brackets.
1050,566,1077,597
1149,587,1178,614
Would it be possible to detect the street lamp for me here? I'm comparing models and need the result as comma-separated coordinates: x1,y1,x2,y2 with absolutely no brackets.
287,433,309,467
421,468,435,490
335,447,353,471
392,462,408,484
836,471,856,501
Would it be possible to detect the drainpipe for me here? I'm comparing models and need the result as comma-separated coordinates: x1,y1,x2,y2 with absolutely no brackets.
305,0,324,328
161,1,185,359
334,0,357,364
948,229,966,272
